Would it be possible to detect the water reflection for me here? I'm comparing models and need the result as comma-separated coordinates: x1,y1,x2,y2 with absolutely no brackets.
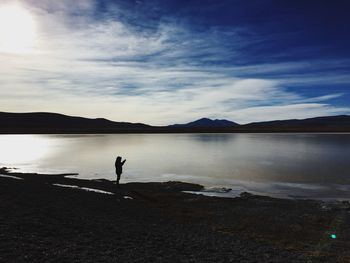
0,133,350,199
191,133,236,143
0,135,52,165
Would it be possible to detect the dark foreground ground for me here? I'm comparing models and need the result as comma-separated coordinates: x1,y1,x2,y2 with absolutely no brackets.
0,168,349,263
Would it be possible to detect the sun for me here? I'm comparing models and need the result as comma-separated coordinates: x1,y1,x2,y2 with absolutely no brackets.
0,3,37,54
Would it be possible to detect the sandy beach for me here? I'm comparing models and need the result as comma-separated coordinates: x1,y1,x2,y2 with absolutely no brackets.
0,167,349,262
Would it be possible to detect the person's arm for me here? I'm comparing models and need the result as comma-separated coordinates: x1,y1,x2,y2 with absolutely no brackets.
122,159,126,166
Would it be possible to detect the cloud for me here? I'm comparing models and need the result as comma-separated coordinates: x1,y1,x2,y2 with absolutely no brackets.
296,93,344,103
0,0,349,125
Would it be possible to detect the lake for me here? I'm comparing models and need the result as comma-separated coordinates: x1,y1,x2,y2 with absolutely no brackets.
1,133,350,200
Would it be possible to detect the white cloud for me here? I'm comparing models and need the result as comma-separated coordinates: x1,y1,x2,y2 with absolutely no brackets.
296,93,344,103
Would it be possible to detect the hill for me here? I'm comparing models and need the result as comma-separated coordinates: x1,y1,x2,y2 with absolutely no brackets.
170,118,239,128
0,112,150,133
0,112,350,133
240,115,350,132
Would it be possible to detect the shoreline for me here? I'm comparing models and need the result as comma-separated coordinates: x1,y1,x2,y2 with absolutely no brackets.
0,167,349,262
3,166,350,202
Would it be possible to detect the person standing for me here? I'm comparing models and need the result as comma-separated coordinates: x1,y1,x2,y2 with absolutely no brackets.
115,156,126,185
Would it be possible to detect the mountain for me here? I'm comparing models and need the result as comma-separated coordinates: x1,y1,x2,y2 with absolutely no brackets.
240,115,350,132
0,112,150,133
0,111,350,133
170,118,239,128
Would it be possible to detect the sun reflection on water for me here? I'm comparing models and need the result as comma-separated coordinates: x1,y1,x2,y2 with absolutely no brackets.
0,135,52,165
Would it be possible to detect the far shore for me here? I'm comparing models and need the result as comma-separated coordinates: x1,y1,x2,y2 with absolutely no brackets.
2,127,350,134
0,167,349,262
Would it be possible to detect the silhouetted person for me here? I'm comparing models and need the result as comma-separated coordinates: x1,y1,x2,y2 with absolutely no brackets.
115,156,126,185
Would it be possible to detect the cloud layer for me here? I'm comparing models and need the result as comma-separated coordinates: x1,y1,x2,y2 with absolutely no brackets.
1,0,349,124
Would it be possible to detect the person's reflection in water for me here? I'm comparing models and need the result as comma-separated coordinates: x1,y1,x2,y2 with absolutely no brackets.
115,156,126,185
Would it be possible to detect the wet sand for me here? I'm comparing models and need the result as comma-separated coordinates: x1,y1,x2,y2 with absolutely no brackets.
0,167,349,262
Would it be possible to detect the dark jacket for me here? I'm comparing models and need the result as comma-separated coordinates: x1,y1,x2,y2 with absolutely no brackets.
115,159,126,174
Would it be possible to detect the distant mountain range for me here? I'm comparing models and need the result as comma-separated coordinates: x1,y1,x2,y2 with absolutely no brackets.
170,118,239,128
0,112,150,133
242,115,350,131
0,111,350,133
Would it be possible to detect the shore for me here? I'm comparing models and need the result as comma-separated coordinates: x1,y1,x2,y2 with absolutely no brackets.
0,168,349,262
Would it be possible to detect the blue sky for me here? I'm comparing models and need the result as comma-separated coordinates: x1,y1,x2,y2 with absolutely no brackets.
1,0,350,124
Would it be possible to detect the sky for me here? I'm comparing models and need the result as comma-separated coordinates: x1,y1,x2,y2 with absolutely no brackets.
0,0,350,125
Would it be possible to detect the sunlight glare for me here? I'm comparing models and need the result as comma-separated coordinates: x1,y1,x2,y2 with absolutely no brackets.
0,135,51,165
0,3,37,54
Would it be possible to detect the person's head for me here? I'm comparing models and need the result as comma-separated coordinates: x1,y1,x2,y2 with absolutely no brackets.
116,156,122,162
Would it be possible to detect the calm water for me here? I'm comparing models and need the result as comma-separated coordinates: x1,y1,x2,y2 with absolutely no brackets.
1,133,350,199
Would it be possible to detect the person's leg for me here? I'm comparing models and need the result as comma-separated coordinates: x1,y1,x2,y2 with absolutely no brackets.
117,173,121,185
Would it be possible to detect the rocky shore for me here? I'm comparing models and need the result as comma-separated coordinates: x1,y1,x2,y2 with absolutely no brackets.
0,167,349,262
